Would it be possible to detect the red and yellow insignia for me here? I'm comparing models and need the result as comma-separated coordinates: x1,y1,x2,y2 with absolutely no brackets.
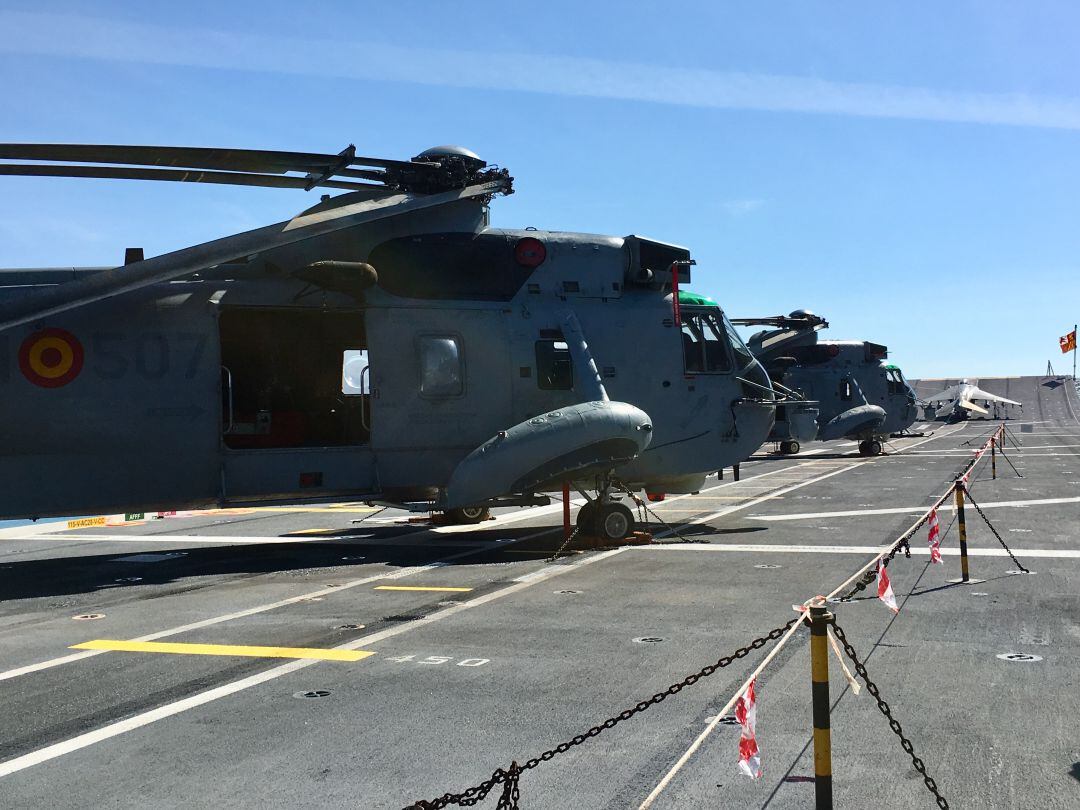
18,328,84,388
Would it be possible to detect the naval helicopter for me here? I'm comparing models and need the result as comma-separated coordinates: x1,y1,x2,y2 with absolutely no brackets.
731,310,918,456
0,143,776,541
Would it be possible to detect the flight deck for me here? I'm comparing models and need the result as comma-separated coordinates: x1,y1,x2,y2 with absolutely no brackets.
1,375,1078,809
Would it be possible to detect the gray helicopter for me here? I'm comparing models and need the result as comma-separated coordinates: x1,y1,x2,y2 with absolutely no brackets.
0,143,776,541
731,310,918,456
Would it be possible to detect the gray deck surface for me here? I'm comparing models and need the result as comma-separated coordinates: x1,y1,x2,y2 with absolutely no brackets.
1,375,1078,809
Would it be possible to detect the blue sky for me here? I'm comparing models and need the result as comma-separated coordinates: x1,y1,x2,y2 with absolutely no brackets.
1,1,1077,377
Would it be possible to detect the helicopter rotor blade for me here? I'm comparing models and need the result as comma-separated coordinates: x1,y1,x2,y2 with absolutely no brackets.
0,176,510,332
0,163,385,192
0,143,430,175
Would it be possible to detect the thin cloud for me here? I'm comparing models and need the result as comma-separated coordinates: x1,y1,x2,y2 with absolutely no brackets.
721,199,766,215
4,11,1080,130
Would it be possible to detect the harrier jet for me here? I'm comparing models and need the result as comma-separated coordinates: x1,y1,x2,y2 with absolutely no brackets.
922,379,1021,421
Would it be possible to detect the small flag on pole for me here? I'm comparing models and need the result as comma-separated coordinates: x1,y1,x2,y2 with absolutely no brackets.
877,560,899,613
735,678,762,779
926,509,942,564
1061,330,1077,354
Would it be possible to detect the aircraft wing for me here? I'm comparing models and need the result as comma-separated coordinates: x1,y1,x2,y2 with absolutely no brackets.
967,386,1022,407
922,385,962,404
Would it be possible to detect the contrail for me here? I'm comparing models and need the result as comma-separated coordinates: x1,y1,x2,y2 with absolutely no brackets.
4,11,1080,131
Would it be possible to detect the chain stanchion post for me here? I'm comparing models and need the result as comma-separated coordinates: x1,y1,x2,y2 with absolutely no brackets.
562,482,571,542
991,436,997,480
808,605,834,809
955,483,971,583
733,463,741,482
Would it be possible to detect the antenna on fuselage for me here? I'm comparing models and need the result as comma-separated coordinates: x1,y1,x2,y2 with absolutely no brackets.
561,312,609,403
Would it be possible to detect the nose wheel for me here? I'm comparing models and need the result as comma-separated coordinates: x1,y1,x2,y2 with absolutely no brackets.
578,501,635,541
779,440,800,455
575,477,637,542
857,439,883,456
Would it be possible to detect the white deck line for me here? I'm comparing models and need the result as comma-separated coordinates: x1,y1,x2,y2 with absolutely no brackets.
0,521,563,683
630,544,1080,558
748,495,1080,521
0,547,627,778
638,424,968,805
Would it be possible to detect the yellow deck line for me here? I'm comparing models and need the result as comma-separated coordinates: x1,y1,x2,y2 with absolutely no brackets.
373,585,474,592
70,639,373,662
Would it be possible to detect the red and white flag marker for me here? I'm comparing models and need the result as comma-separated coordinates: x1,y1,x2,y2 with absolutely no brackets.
877,560,899,613
926,509,942,564
735,678,762,779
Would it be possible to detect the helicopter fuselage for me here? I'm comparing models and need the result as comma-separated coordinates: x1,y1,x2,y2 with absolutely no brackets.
0,196,774,519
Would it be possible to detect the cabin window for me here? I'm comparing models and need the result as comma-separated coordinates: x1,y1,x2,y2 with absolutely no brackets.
341,349,369,395
535,340,573,390
680,311,734,374
418,336,464,398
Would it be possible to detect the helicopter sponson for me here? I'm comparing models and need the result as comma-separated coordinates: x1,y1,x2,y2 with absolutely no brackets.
444,401,652,508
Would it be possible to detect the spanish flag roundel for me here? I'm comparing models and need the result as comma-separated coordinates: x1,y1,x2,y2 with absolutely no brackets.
18,328,85,388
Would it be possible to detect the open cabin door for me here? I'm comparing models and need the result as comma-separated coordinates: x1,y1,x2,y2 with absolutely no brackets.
217,306,378,503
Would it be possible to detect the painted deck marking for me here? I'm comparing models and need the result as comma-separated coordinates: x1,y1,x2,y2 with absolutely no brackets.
0,547,624,778
374,585,474,593
70,640,374,662
630,544,1080,559
749,495,1080,521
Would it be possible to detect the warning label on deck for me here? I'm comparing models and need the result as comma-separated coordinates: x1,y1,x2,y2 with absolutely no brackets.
67,516,107,529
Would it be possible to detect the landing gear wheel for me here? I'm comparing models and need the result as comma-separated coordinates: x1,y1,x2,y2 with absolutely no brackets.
780,440,800,455
445,506,491,524
595,503,635,542
576,501,598,533
858,440,883,457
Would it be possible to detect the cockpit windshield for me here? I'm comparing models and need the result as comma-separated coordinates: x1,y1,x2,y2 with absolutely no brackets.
722,313,757,370
884,365,915,399
680,310,734,374
679,308,773,397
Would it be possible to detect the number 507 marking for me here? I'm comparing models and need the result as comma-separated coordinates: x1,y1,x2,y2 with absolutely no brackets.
385,654,489,667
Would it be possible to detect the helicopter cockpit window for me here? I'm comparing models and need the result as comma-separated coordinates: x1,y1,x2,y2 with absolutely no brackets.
680,311,734,374
885,367,905,395
721,313,756,370
536,340,573,390
418,336,464,398
881,367,898,393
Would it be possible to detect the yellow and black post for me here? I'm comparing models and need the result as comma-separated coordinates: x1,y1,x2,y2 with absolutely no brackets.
955,482,971,582
808,605,833,808
991,436,997,479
